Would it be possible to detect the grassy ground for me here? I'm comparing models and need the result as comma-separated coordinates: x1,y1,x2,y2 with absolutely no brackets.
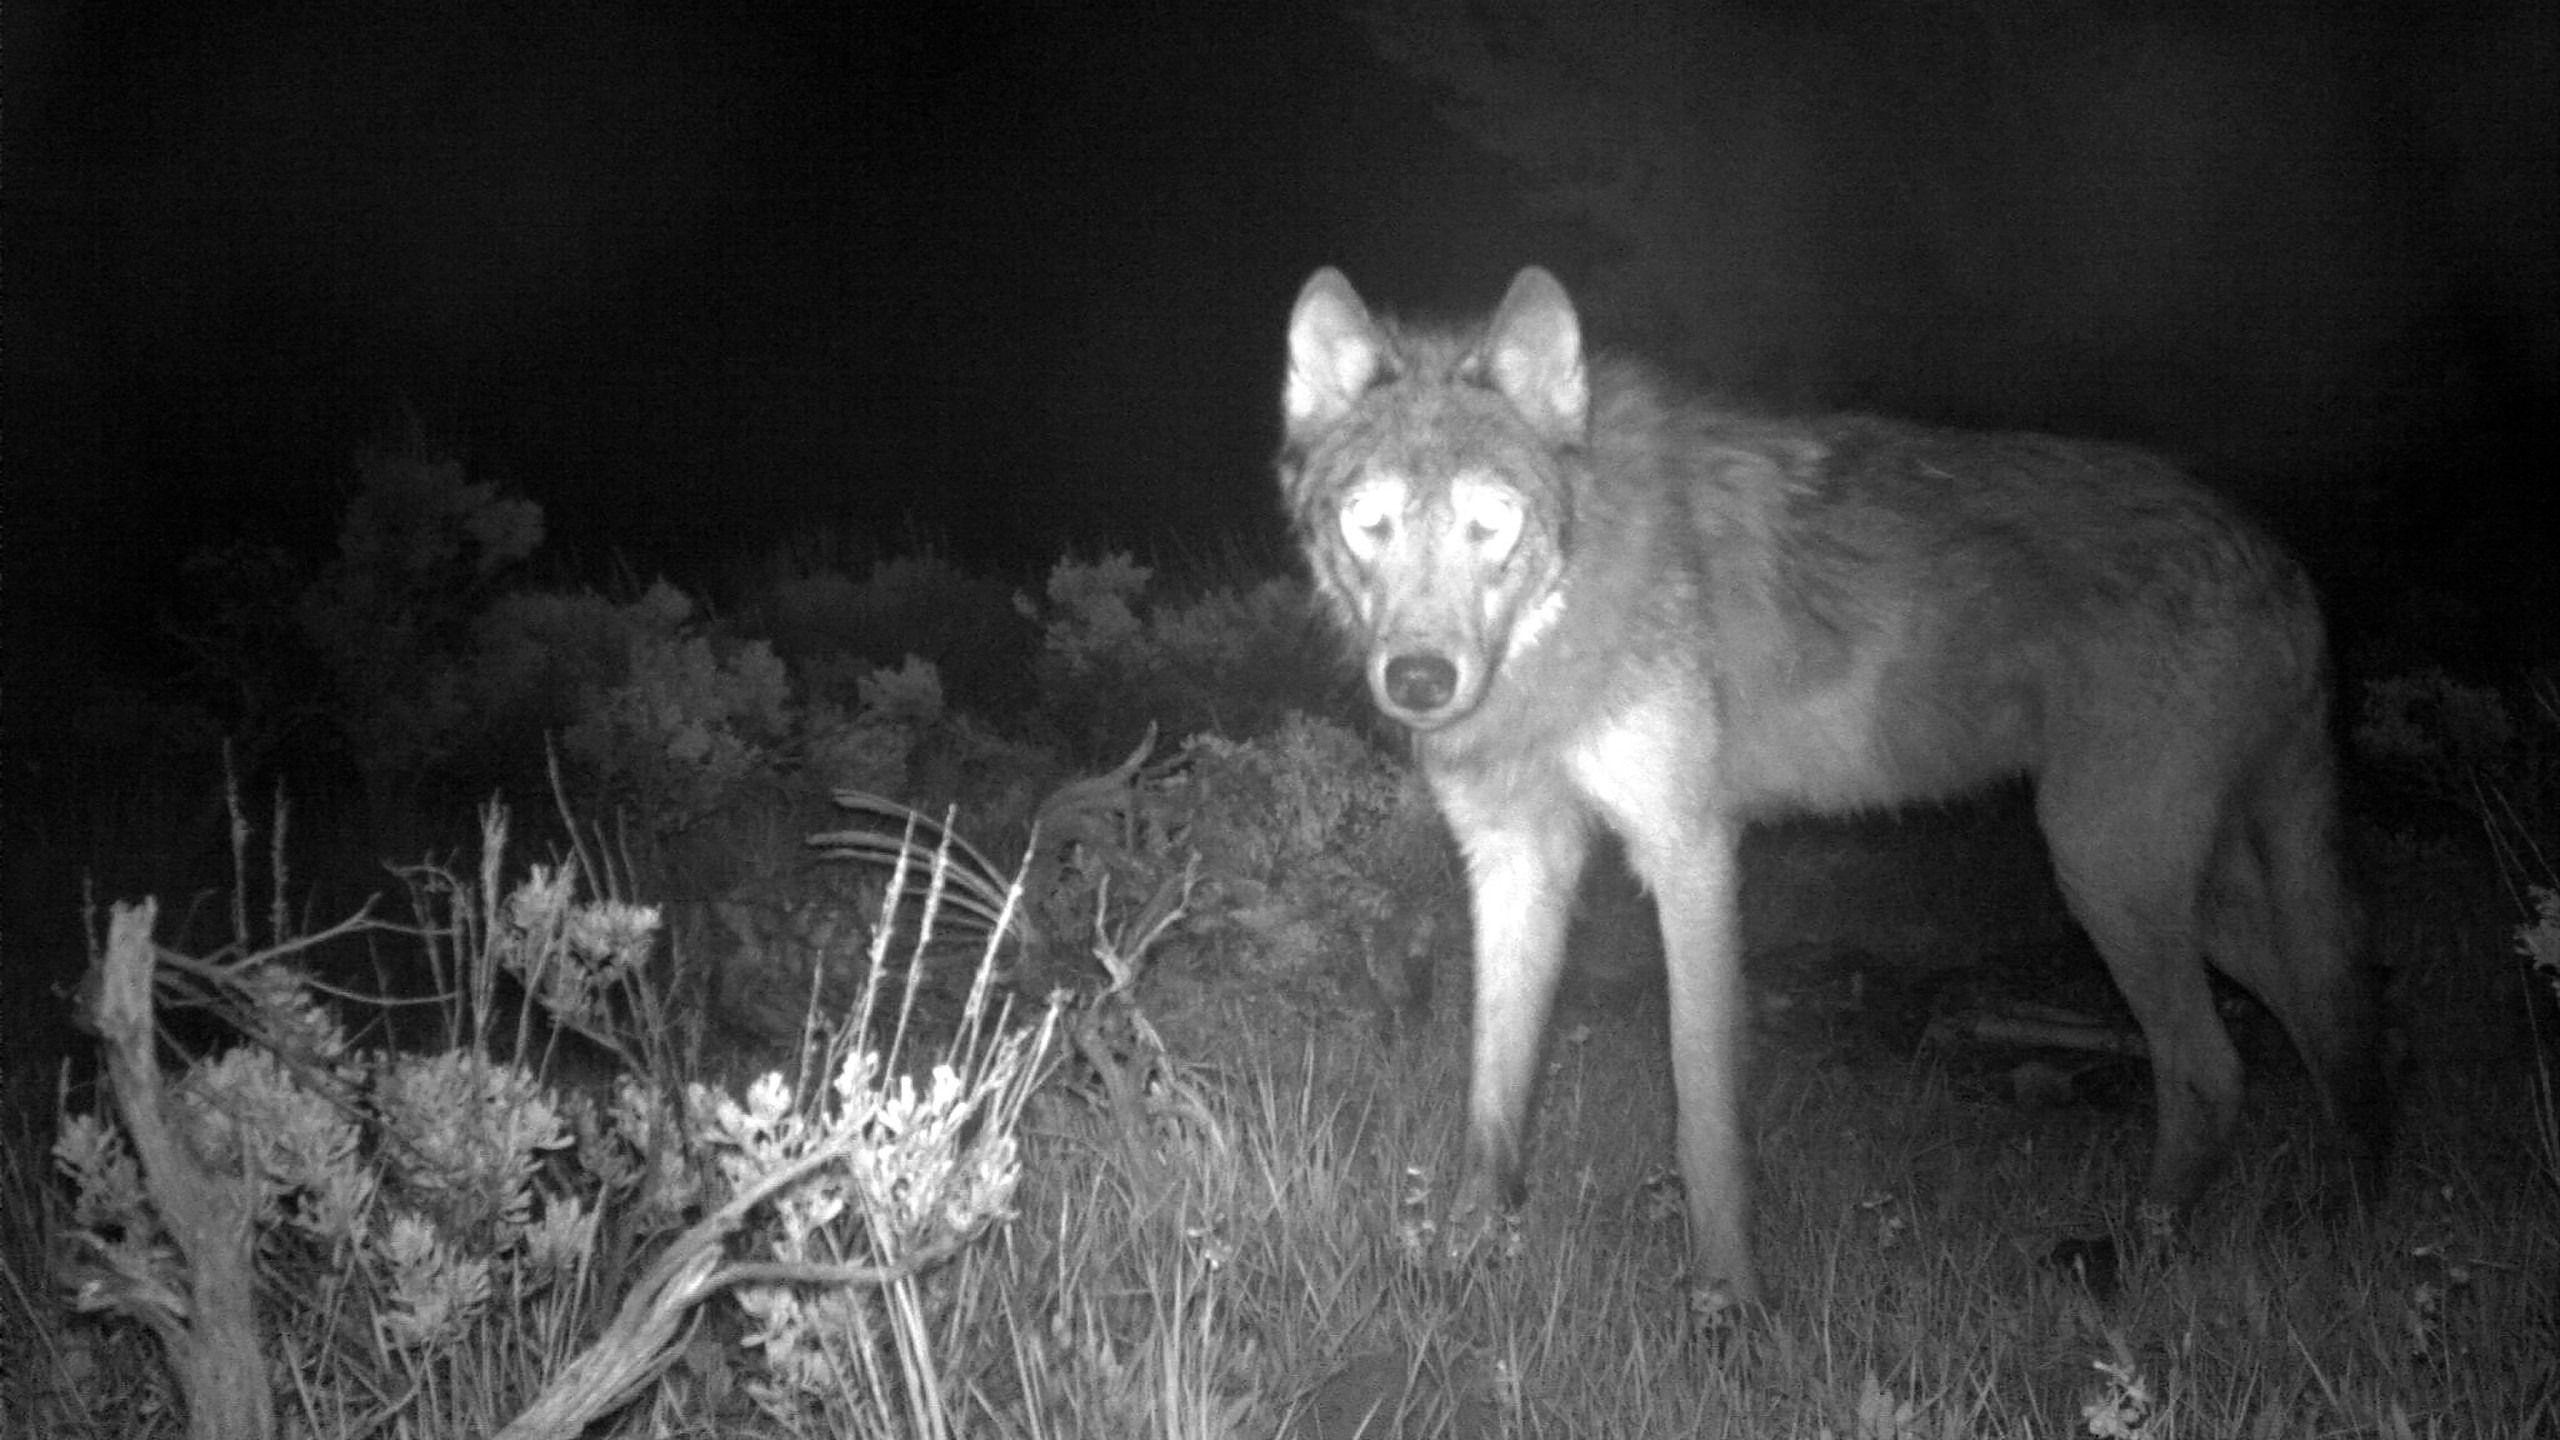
3,802,2551,1438
971,974,2550,1438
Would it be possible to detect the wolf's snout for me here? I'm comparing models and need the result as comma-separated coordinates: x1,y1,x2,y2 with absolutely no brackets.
1380,653,1459,716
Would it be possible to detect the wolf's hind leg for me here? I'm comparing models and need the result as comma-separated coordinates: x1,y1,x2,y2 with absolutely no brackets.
2040,782,2243,1214
2204,730,2390,1204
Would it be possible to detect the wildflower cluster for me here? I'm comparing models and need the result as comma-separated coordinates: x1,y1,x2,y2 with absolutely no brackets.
496,857,660,1037
55,956,650,1367
717,1016,1052,1418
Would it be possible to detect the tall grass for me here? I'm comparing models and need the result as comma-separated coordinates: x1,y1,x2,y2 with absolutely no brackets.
6,886,2552,1435
5,671,2555,1436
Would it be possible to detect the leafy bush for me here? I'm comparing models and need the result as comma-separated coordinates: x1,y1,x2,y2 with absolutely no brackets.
1167,714,1456,1024
52,803,1058,1439
164,451,546,845
560,583,795,835
1021,553,1343,757
297,451,543,813
2356,668,2557,847
736,546,1038,722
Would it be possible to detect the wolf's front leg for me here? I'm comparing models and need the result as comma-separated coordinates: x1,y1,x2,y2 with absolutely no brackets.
1447,803,1590,1227
1639,820,1759,1307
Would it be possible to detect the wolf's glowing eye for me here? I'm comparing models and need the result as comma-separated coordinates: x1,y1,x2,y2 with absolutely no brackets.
1455,487,1524,557
1340,487,1400,554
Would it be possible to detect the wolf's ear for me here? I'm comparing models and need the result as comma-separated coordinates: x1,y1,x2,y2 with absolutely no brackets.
1285,268,1385,437
1484,266,1587,440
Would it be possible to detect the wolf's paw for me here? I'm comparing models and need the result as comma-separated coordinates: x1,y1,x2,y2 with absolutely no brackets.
1438,1191,1527,1268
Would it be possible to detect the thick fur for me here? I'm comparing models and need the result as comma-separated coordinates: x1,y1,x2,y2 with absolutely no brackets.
1276,266,2387,1305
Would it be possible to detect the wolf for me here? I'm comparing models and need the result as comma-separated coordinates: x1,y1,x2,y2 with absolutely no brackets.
1276,265,2388,1305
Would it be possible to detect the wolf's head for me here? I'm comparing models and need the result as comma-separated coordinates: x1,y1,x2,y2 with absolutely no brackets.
1275,267,1587,731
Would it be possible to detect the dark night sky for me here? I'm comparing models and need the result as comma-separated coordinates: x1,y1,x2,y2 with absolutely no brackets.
7,0,2556,690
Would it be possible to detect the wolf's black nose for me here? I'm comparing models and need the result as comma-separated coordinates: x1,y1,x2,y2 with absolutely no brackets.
1382,654,1458,714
